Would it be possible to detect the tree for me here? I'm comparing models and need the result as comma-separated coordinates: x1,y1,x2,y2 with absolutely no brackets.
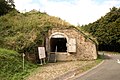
0,0,15,16
81,7,120,52
7,0,15,8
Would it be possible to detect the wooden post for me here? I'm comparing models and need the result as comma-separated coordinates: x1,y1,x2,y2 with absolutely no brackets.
43,58,46,64
40,59,43,65
23,53,25,71
55,46,57,62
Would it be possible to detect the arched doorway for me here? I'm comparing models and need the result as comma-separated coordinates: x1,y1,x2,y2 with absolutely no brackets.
50,34,67,52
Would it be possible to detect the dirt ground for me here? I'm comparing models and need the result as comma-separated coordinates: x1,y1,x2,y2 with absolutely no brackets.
26,60,99,80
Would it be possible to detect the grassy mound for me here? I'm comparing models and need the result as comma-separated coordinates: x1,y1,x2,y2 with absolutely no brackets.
0,48,37,80
0,10,71,54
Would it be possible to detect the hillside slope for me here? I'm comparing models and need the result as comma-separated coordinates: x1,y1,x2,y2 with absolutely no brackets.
0,48,37,80
0,10,71,54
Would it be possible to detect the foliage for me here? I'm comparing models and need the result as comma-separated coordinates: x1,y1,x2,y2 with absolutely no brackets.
0,0,15,16
7,0,15,8
81,7,120,52
0,48,37,80
0,10,71,54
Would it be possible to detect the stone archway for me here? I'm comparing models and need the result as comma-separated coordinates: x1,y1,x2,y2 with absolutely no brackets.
49,32,68,52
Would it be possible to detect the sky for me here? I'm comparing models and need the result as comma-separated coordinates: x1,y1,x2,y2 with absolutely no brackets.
14,0,120,26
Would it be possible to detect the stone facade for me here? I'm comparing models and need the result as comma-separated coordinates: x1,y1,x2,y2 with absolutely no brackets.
47,28,97,61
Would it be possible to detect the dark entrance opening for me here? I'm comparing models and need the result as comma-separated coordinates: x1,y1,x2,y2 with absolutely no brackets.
50,38,67,52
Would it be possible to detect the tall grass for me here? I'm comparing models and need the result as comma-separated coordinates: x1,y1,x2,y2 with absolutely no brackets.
0,48,38,80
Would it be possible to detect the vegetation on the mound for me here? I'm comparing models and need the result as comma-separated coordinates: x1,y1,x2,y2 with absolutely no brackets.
81,7,120,52
0,48,37,80
0,10,71,54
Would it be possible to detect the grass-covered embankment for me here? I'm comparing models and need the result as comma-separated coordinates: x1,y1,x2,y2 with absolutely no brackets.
0,48,38,80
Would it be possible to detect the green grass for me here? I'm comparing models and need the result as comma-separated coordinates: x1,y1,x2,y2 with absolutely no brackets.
0,48,38,80
83,59,102,70
84,59,102,70
74,59,103,76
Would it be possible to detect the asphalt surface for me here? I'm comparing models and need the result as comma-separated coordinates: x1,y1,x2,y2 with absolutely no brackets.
73,54,120,80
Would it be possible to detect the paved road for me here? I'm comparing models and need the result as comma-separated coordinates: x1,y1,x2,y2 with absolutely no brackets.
73,54,120,80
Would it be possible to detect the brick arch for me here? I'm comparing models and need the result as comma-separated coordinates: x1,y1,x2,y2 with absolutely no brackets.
49,32,68,42
49,32,68,52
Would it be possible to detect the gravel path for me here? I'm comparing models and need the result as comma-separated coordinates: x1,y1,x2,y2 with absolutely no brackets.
26,60,98,80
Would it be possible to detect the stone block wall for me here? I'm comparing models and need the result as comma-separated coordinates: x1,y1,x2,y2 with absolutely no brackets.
48,28,97,61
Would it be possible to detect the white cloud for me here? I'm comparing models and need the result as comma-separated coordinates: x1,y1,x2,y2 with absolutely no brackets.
14,0,120,25
14,0,40,12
